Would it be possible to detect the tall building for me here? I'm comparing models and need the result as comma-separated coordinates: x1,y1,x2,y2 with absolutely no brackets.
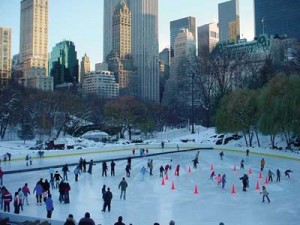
254,0,300,41
80,54,90,82
127,0,160,102
171,29,196,79
197,22,219,57
107,0,136,96
0,26,12,85
103,0,121,61
218,0,240,42
170,17,196,53
19,0,48,77
49,40,79,87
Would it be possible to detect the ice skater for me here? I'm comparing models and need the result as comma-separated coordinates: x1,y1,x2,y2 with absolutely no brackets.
102,161,108,177
175,164,180,176
260,186,270,203
110,160,116,176
239,174,249,192
268,169,275,182
284,169,293,179
240,159,245,169
159,165,165,177
216,174,222,186
125,164,131,177
260,158,265,171
221,174,226,189
276,169,281,182
118,177,128,200
219,151,224,160
140,166,148,181
102,187,113,212
209,171,216,181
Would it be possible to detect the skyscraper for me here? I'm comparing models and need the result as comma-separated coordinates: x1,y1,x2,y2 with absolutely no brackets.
254,0,300,41
197,22,219,57
128,0,160,102
0,26,12,85
80,54,90,82
218,0,240,42
19,0,48,77
103,0,121,61
49,40,79,87
170,17,196,53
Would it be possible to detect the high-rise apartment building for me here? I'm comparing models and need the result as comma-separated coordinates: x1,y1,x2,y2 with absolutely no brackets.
170,17,196,53
103,0,121,61
127,0,160,102
80,54,90,82
218,0,240,42
49,40,79,87
254,0,300,41
197,22,219,57
19,0,48,77
0,26,12,84
107,0,136,96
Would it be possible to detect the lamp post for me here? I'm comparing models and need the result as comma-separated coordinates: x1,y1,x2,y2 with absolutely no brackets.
191,73,195,134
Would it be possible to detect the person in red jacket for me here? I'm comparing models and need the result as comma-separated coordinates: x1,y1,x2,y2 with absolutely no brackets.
0,167,4,185
2,187,12,212
175,164,180,176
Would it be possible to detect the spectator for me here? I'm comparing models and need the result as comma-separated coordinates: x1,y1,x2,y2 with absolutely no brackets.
79,212,95,225
64,214,76,225
114,216,125,225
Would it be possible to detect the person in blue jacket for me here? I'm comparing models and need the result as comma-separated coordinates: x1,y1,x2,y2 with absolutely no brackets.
33,180,43,205
140,166,148,181
45,194,54,218
221,174,226,189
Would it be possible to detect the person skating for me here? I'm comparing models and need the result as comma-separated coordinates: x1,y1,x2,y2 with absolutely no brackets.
83,159,87,173
87,160,94,174
260,186,270,203
17,187,24,211
260,158,265,171
102,185,106,199
125,164,131,177
62,164,70,181
127,156,132,169
164,164,170,174
22,183,31,205
209,171,216,181
59,180,65,203
239,174,249,191
102,161,108,177
111,160,116,176
0,167,4,185
221,174,226,189
33,180,43,205
159,165,165,177
169,220,175,225
13,191,20,214
102,187,113,212
3,186,12,212
114,216,126,225
175,164,180,176
219,151,224,160
74,166,81,182
148,159,154,176
285,169,293,179
216,174,222,186
140,166,148,181
63,181,71,204
79,212,95,225
118,177,128,200
192,158,199,169
54,171,63,188
45,194,54,219
276,169,281,182
161,141,164,149
64,214,76,225
246,149,250,158
268,169,275,182
240,159,245,169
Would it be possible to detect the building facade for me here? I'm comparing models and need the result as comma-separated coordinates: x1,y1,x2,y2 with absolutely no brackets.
18,75,53,91
254,0,300,41
49,40,79,87
197,22,219,58
82,71,119,98
170,17,196,53
218,0,240,42
80,54,90,82
127,0,160,102
19,0,48,77
0,26,12,85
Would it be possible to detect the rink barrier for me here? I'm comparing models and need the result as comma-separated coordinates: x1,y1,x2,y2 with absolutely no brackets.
213,147,300,161
4,147,213,174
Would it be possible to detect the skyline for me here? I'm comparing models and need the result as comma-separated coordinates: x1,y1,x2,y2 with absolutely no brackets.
0,0,254,69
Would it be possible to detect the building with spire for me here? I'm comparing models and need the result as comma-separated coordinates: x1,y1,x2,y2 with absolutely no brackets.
107,0,136,96
80,54,90,82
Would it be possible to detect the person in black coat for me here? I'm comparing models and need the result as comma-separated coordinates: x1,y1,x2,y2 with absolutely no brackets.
102,185,106,199
114,216,125,225
239,174,249,191
83,159,87,173
102,161,108,177
102,187,113,212
159,165,164,177
125,164,131,177
111,161,116,176
87,160,94,174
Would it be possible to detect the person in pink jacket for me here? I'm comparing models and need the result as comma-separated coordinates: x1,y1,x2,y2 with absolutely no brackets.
216,174,222,186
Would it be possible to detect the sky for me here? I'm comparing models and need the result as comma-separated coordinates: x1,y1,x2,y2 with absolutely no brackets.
1,126,299,225
0,0,254,70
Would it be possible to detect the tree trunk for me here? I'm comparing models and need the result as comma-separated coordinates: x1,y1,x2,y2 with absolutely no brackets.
242,131,249,147
254,129,261,147
128,126,132,141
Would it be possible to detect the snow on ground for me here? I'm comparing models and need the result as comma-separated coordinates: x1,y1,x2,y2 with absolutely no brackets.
0,126,299,225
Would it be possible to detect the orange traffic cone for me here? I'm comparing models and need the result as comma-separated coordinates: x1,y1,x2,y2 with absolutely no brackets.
265,176,269,184
256,181,260,190
161,177,165,185
233,165,237,172
171,181,175,190
194,185,199,194
165,173,169,180
210,164,214,171
259,171,262,178
231,184,236,194
188,166,192,173
248,168,252,175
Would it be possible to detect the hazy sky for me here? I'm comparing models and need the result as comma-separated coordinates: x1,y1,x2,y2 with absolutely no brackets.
0,0,254,69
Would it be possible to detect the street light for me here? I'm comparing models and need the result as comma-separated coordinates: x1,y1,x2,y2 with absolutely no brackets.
191,73,195,134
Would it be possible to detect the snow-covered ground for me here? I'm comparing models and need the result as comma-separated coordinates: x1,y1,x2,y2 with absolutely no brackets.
0,126,299,225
